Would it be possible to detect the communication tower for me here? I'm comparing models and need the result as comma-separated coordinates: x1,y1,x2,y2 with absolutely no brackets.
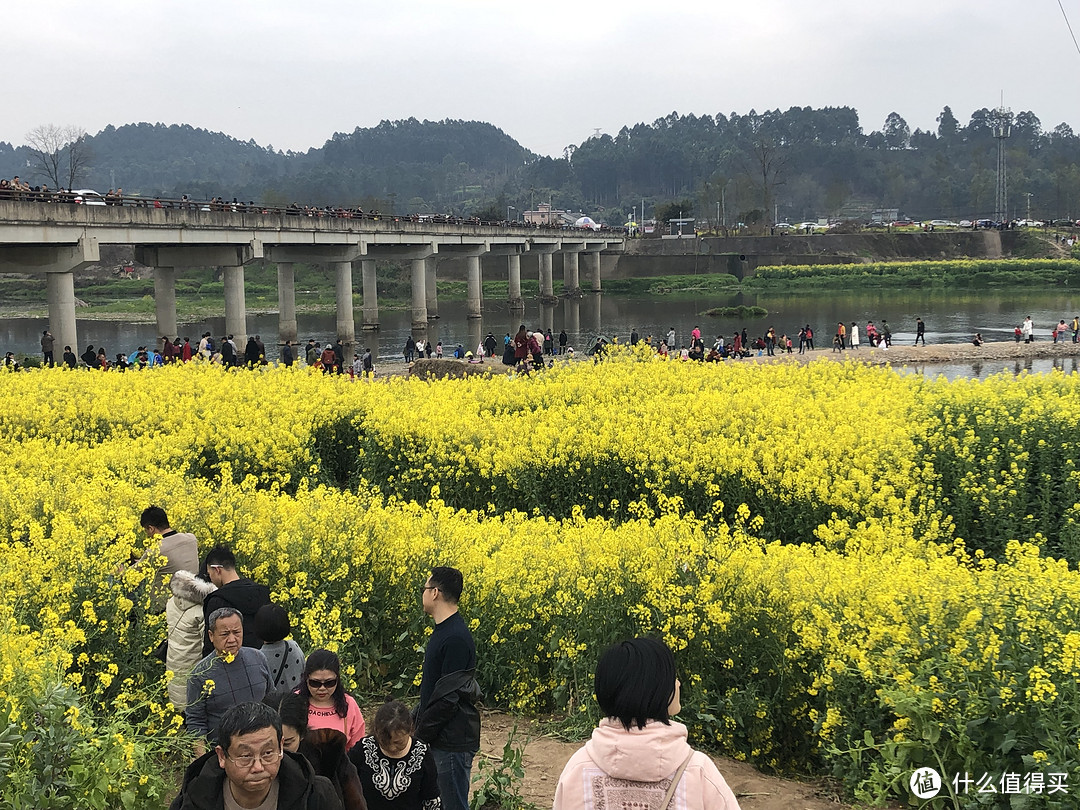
993,105,1012,222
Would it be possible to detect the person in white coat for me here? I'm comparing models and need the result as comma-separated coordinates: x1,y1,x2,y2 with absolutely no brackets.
165,569,217,711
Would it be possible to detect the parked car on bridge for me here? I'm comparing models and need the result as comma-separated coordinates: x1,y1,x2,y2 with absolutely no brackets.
71,190,106,206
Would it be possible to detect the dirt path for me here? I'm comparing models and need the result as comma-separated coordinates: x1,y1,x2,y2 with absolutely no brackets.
478,712,877,810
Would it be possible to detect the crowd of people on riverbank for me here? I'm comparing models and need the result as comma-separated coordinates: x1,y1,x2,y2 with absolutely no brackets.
7,314,1080,376
604,314,1080,362
0,330,383,378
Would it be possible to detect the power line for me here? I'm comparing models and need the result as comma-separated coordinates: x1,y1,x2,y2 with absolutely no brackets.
1058,0,1080,57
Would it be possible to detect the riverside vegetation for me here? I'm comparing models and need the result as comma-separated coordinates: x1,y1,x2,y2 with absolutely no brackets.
1,355,1079,808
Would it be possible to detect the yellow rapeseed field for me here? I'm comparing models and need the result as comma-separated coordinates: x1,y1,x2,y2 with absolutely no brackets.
1,354,1078,807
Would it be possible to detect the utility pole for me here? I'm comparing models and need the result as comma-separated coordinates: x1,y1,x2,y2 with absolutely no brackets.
993,102,1012,222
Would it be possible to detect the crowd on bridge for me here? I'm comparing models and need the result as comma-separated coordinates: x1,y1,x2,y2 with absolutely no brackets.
0,175,619,233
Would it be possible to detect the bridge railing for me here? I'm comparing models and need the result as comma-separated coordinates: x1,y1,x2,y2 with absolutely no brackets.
0,188,625,236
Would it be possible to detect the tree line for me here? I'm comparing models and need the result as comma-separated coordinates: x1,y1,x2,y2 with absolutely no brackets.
1,105,1076,226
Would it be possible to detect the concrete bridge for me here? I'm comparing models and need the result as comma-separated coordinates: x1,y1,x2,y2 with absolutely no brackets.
0,200,624,352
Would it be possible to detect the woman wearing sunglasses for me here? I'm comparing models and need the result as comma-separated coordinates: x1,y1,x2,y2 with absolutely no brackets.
298,649,367,750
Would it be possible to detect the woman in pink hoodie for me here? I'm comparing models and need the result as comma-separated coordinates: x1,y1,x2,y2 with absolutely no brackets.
553,638,741,810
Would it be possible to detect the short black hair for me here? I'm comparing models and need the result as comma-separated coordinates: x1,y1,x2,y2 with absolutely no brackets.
262,691,308,734
594,637,677,731
140,505,169,530
373,699,414,747
204,545,237,571
255,603,291,644
428,566,463,603
217,702,282,753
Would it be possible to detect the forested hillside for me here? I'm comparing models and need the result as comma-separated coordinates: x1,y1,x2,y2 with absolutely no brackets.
1,105,1077,225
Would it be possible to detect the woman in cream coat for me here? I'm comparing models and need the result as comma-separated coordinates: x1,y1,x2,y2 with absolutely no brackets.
164,569,216,711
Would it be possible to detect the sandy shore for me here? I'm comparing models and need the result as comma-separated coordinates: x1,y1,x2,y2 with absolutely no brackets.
744,339,1080,367
395,339,1080,379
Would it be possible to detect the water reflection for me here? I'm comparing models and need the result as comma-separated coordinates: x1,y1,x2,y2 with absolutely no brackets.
564,298,580,340
3,285,1080,379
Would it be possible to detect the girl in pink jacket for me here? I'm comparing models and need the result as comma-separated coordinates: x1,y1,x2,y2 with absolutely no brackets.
553,638,741,810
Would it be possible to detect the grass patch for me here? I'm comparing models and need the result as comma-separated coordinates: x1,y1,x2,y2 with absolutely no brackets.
745,258,1080,289
702,305,768,318
601,274,740,297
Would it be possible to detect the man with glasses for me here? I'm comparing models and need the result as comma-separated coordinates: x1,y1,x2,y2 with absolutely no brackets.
415,567,482,810
187,608,273,755
170,701,343,810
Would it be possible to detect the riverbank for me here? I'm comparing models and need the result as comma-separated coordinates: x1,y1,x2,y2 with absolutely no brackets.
744,338,1080,368
388,339,1080,381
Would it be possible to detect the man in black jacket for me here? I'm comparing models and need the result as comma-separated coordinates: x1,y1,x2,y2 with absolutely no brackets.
201,545,271,656
171,702,343,810
415,566,481,810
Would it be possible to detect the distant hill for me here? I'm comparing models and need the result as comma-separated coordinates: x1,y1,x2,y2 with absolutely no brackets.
0,119,532,212
2,105,1079,225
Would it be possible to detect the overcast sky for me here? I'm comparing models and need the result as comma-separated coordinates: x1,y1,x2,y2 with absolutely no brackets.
6,2,1080,157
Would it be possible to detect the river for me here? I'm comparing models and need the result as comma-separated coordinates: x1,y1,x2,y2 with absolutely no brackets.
2,287,1078,380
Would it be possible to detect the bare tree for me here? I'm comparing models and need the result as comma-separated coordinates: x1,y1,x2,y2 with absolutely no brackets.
24,124,91,190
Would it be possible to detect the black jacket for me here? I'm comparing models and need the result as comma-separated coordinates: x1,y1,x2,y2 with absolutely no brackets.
201,577,271,656
413,668,483,752
170,750,343,810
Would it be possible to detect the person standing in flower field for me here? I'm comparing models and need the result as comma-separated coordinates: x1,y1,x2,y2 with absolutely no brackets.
553,637,741,810
171,701,343,810
139,505,199,612
362,347,374,379
414,567,481,810
297,649,366,749
201,545,272,656
351,699,441,810
186,607,273,752
256,603,306,691
165,569,217,713
41,329,55,366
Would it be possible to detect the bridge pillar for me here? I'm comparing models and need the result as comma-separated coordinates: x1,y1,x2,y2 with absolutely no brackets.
587,251,602,292
562,250,581,295
361,259,379,330
277,262,298,343
411,257,428,328
2,237,103,359
425,258,439,319
46,272,79,362
154,266,178,345
333,261,356,345
223,266,248,345
466,254,482,319
539,252,554,300
507,253,523,308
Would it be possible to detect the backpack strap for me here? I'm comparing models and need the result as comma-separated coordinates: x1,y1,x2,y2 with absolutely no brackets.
659,751,695,810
